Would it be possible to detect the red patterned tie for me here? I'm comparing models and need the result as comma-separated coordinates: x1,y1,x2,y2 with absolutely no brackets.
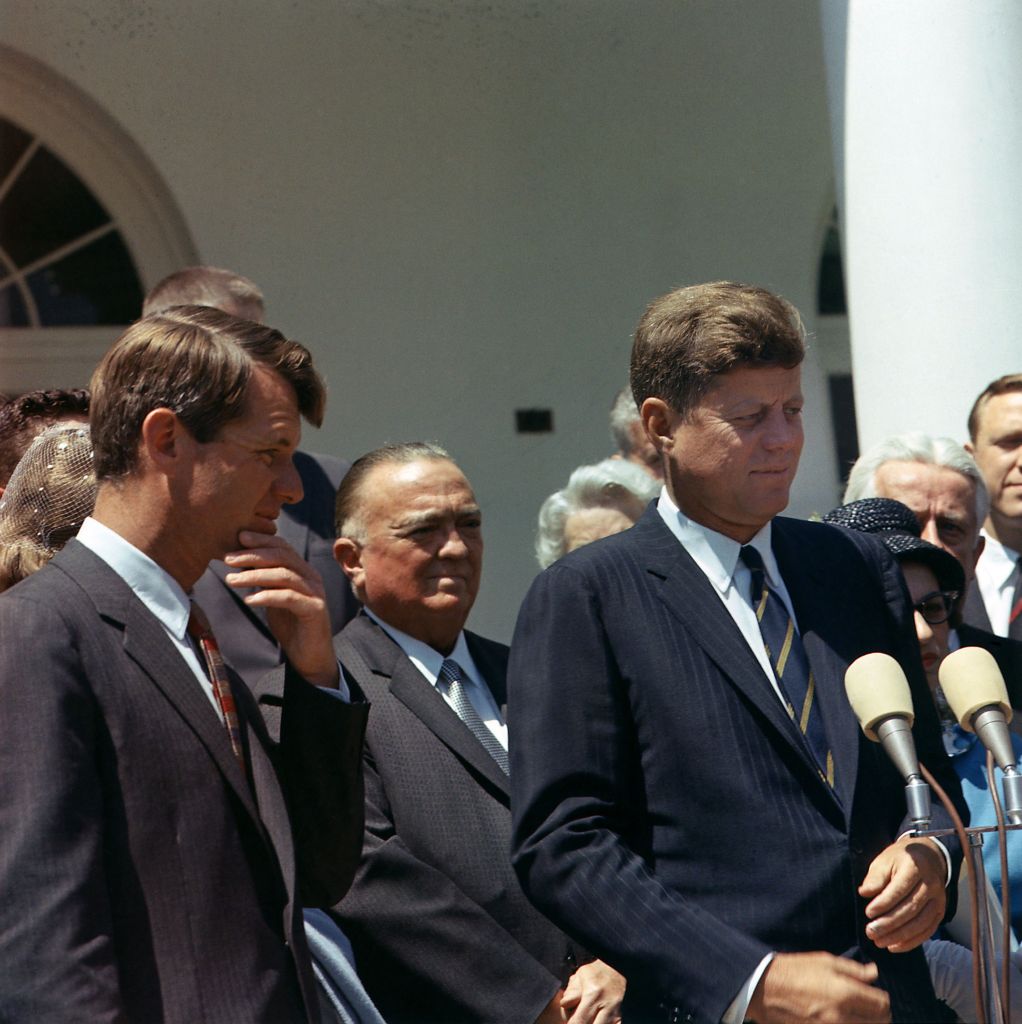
187,601,247,772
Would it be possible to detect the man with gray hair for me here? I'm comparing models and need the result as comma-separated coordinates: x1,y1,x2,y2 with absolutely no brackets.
844,431,1022,707
329,442,624,1024
609,384,663,479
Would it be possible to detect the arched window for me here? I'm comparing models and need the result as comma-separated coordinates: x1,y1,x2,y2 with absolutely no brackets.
0,45,196,395
0,115,143,328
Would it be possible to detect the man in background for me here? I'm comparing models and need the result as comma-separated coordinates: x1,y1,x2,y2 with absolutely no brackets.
609,383,662,479
844,431,1022,708
964,375,1022,640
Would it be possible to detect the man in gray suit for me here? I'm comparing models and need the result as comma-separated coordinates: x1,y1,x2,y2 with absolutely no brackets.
0,307,366,1022
143,265,358,686
330,442,625,1024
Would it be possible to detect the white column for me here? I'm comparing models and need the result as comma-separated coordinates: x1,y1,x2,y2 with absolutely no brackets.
822,0,1022,451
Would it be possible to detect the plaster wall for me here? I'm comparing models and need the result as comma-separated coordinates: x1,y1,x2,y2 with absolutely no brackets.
1,0,839,639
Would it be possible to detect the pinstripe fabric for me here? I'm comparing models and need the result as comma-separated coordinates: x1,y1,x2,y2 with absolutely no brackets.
0,541,367,1023
508,507,965,1024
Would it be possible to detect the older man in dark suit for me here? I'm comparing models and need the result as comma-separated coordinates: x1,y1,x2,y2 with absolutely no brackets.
0,307,366,1022
509,282,966,1024
330,442,625,1024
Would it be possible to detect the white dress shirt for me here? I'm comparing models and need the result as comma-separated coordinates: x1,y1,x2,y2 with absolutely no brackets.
77,516,225,720
975,530,1021,637
363,609,508,750
76,517,350,710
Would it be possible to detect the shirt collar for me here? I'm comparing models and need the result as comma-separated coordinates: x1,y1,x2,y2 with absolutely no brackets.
656,488,778,595
363,608,479,688
76,516,192,640
979,529,1020,588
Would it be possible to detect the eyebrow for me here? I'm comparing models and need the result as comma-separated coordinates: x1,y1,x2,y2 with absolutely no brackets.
393,506,482,530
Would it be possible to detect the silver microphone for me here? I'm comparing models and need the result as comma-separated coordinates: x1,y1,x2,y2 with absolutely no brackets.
939,646,1022,824
845,652,931,829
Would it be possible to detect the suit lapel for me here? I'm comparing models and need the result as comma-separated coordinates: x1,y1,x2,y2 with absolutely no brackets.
59,543,263,825
344,616,510,796
638,513,813,762
772,522,859,815
963,585,994,633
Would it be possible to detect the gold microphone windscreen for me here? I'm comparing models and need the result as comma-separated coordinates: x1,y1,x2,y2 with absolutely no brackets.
844,652,914,742
937,646,1012,731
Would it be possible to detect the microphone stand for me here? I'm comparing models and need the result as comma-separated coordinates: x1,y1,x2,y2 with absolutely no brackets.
917,762,1019,1024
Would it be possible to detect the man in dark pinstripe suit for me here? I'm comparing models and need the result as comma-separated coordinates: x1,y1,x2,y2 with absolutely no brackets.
509,282,966,1024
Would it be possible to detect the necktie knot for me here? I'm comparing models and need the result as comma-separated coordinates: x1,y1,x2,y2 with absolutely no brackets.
187,602,213,641
739,545,767,604
439,658,465,687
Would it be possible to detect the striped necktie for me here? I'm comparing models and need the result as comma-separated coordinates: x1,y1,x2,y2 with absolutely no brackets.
438,658,510,776
740,546,834,788
187,600,248,774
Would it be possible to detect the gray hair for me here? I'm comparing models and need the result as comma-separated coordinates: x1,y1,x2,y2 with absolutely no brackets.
609,384,641,457
843,431,988,530
536,457,659,568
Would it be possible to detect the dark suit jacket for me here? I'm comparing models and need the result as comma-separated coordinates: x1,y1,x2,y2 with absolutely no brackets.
508,509,965,1024
331,614,581,1024
193,450,360,688
0,541,368,1023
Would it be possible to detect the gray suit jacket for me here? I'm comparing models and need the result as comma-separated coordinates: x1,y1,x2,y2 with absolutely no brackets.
330,614,581,1024
0,541,368,1023
193,449,360,688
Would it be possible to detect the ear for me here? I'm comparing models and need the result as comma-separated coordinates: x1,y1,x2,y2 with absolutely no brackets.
964,440,975,457
333,536,367,597
139,408,186,470
640,397,679,452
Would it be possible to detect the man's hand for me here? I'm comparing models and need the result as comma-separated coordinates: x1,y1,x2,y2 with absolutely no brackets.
223,531,338,687
747,952,890,1023
535,989,566,1024
561,959,625,1024
859,837,946,952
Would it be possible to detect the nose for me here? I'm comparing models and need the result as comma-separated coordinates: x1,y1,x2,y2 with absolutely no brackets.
913,609,934,648
761,407,802,452
437,527,469,558
276,457,304,506
919,520,943,551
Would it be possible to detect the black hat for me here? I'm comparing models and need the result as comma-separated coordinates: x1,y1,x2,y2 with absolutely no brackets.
822,497,965,596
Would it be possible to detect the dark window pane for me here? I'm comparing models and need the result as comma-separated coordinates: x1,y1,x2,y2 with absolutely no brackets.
0,282,29,326
0,117,33,185
817,216,847,316
829,373,859,484
0,146,111,268
26,231,142,326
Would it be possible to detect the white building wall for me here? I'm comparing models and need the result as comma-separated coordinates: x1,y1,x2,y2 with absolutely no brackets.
1,0,840,640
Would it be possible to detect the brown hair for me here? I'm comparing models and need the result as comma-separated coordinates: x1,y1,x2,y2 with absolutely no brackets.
90,306,325,481
967,374,1022,442
0,388,90,486
335,441,451,542
630,281,805,418
142,265,265,321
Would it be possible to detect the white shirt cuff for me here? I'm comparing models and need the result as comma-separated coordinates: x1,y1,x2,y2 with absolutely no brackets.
722,953,774,1024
